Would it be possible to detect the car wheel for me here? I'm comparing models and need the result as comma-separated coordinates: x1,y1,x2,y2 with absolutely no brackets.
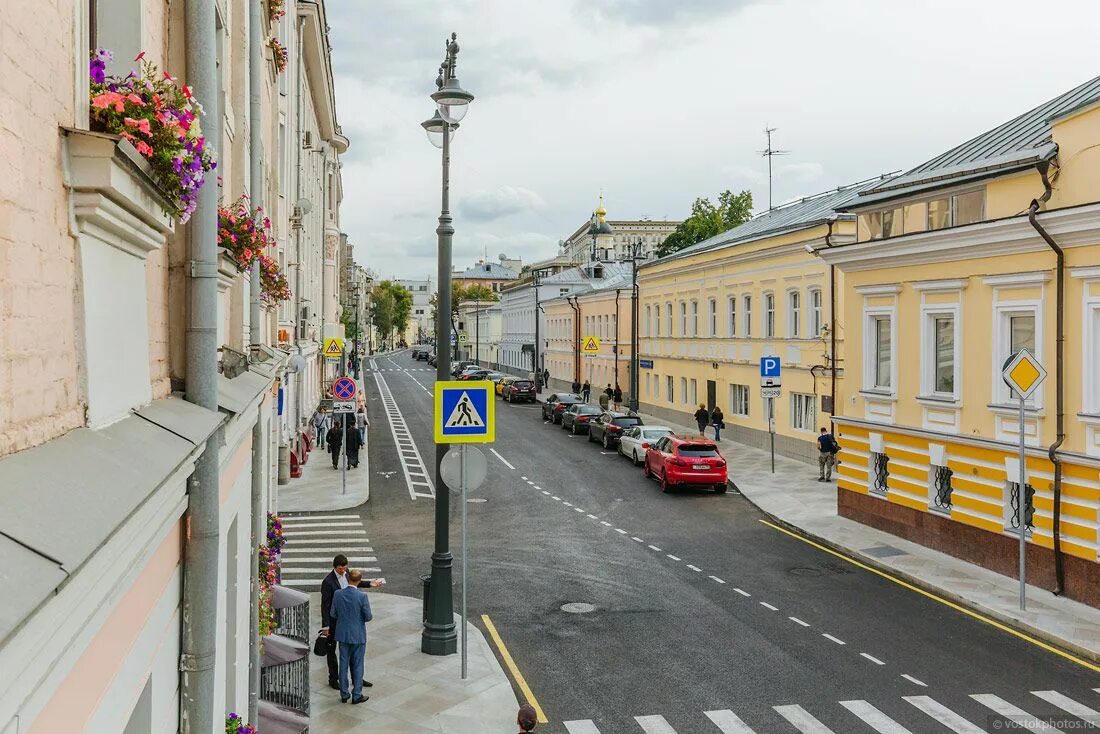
715,483,728,494
643,461,652,479
660,471,672,494
602,434,611,450
633,450,642,467
587,429,595,442
570,422,577,435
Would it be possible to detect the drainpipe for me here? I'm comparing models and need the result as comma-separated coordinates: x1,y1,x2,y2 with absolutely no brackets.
1026,161,1066,595
247,0,264,723
568,296,581,383
180,0,221,730
293,14,306,451
614,289,621,389
825,219,838,425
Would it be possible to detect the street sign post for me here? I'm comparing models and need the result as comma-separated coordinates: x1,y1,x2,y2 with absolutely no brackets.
434,381,495,444
760,356,782,387
760,386,781,399
581,335,600,354
1001,348,1047,611
331,377,358,495
331,400,356,414
332,377,357,401
440,446,488,680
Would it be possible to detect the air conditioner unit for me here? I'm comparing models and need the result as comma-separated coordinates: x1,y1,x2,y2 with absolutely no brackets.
302,130,313,148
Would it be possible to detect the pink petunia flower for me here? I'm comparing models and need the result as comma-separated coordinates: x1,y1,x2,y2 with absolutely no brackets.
124,117,152,135
134,140,153,157
134,51,146,62
91,91,126,112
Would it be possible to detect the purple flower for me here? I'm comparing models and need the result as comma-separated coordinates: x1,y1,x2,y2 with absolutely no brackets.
90,59,106,84
94,47,113,63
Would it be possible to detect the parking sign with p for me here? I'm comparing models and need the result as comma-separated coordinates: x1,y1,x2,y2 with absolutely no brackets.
760,356,781,387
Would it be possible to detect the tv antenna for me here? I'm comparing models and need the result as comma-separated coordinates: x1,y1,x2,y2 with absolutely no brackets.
759,126,789,211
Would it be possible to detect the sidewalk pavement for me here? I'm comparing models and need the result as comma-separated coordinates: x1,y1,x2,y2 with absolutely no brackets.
535,388,1100,664
309,592,520,733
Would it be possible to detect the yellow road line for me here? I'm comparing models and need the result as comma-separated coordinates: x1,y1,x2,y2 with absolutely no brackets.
481,614,549,723
758,518,1100,674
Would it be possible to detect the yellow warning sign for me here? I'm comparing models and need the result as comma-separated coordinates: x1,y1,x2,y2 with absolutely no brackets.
1001,348,1046,400
323,338,344,358
581,335,600,353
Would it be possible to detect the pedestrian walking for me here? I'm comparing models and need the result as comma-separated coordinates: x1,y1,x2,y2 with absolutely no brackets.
345,420,363,469
612,384,623,410
355,406,368,443
817,427,840,481
326,422,344,469
710,406,725,441
542,368,550,386
582,380,591,402
320,555,382,693
598,391,610,411
516,703,538,732
313,408,329,451
571,378,581,395
694,404,710,435
604,384,613,399
329,568,374,704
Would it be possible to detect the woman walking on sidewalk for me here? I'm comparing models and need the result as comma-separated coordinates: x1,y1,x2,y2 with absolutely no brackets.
710,406,725,441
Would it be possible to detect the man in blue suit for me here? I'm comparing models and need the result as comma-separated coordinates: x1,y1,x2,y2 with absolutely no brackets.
329,568,374,704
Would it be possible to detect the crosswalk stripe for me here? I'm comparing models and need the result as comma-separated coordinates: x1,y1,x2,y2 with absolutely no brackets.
704,709,756,733
773,705,835,733
281,521,362,528
563,721,601,734
634,714,677,733
280,575,380,588
971,694,1043,727
282,514,361,521
839,700,912,733
904,696,984,733
281,547,373,553
1031,690,1100,721
283,529,367,536
278,557,376,563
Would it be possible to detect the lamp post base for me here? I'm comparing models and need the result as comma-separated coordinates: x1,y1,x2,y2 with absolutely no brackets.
421,550,458,655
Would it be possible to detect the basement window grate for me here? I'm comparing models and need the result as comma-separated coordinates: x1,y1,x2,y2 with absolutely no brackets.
932,465,953,510
870,452,889,496
1008,481,1035,531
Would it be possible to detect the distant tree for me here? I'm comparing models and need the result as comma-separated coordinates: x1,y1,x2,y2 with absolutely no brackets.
656,189,753,258
456,283,497,305
371,281,413,342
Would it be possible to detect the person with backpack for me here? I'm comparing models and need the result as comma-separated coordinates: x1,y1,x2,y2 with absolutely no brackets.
818,426,840,481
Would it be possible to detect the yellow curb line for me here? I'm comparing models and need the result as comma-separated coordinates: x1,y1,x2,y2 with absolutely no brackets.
759,518,1100,674
481,614,549,723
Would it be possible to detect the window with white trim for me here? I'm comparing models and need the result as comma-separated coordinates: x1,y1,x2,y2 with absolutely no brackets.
788,290,801,338
708,298,717,337
743,295,752,336
690,300,699,336
680,377,688,404
679,301,687,336
689,379,697,405
666,375,674,403
863,312,894,391
1087,296,1100,414
644,305,651,337
921,307,959,398
995,307,1039,403
728,296,737,337
810,288,823,337
729,384,749,416
764,293,776,338
665,303,673,336
791,393,815,432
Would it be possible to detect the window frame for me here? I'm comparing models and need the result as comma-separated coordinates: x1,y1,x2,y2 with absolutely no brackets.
729,384,749,416
787,289,801,338
665,303,673,337
809,288,823,338
680,377,688,405
679,301,687,336
690,300,699,337
920,303,961,400
763,292,776,338
743,295,753,337
992,301,1043,407
708,298,717,337
863,307,896,394
791,392,816,432
728,296,737,337
666,375,674,403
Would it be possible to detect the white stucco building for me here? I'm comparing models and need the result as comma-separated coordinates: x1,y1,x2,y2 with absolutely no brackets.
397,278,434,342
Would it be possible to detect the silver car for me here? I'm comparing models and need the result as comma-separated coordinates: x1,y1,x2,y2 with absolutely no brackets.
618,425,674,465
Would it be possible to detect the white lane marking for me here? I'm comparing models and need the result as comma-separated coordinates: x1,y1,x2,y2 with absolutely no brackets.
709,575,726,584
704,709,757,733
600,521,612,526
526,480,535,485
533,486,542,490
760,602,778,611
900,674,926,687
734,588,751,597
904,695,985,733
773,704,836,733
971,694,1044,728
280,521,361,528
563,722,601,734
574,507,585,513
649,545,662,552
285,538,370,545
686,564,702,572
860,653,885,665
632,536,644,543
521,476,528,481
789,617,810,627
822,633,846,645
281,574,380,587
373,370,434,499
634,714,678,734
490,448,515,470
666,554,681,561
551,496,561,501
542,491,551,496
839,700,913,733
1031,690,1100,721
615,528,627,534
562,501,573,507
587,514,599,519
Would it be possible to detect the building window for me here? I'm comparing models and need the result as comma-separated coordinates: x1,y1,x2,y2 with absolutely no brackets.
928,198,950,230
922,311,957,396
870,451,890,496
743,295,752,337
996,309,1038,403
764,293,775,338
645,373,651,395
667,375,674,403
665,303,673,336
689,379,697,405
645,305,652,337
728,296,737,337
708,298,717,337
680,377,688,404
730,384,749,416
864,313,894,391
861,211,883,241
788,290,801,338
791,392,815,432
810,289,823,337
679,302,687,336
954,190,984,226
690,300,699,336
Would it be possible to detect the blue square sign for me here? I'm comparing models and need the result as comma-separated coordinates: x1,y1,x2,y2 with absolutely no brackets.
434,381,495,444
760,356,781,378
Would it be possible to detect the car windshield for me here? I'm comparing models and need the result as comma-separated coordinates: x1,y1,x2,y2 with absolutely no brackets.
612,417,642,427
643,429,671,439
678,444,719,457
513,381,533,388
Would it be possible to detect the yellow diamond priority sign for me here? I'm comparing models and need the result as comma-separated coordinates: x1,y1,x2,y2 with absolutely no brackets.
1001,348,1046,400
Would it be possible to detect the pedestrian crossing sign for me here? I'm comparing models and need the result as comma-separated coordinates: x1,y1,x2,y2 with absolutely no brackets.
582,335,600,353
434,380,495,444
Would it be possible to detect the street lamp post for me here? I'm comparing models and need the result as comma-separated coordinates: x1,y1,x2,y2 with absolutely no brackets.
420,33,473,656
533,271,542,391
629,237,643,411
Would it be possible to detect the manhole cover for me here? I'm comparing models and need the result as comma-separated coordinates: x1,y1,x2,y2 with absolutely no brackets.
788,567,823,577
467,498,487,503
561,602,596,614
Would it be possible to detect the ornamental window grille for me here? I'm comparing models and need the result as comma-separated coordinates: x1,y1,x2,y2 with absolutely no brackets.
1008,481,1035,531
870,452,889,496
932,465,953,510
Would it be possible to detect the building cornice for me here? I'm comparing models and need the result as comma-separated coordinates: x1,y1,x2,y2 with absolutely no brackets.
854,284,902,295
816,202,1100,271
911,278,969,292
981,272,1052,287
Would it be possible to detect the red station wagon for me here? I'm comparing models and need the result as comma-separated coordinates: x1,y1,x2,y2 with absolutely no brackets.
644,436,728,493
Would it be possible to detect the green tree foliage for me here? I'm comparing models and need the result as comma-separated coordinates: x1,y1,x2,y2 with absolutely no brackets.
656,189,754,258
430,281,500,327
371,281,413,341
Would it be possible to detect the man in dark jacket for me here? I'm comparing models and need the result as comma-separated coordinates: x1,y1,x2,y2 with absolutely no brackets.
694,404,710,435
326,421,344,469
345,420,363,468
321,554,383,690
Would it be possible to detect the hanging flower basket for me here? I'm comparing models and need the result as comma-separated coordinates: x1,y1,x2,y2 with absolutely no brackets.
88,49,216,223
268,38,288,74
218,195,274,272
268,0,286,23
225,713,257,734
258,253,291,303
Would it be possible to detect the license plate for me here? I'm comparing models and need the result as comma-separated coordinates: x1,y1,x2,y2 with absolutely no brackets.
693,465,708,470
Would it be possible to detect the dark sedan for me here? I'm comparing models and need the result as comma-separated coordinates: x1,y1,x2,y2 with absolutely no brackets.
458,369,492,381
541,393,583,423
588,411,644,449
502,379,536,403
561,404,602,434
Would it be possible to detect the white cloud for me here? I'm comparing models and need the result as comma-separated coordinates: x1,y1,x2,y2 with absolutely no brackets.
778,162,824,183
459,186,546,222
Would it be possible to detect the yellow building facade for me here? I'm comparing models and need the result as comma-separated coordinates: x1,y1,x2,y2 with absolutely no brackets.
636,182,883,459
818,77,1100,606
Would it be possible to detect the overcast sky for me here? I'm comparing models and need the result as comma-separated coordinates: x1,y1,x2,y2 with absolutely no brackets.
328,0,1099,281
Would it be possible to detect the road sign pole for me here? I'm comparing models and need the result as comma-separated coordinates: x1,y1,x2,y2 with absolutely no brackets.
460,443,468,680
1018,396,1027,611
770,416,776,474
341,413,347,495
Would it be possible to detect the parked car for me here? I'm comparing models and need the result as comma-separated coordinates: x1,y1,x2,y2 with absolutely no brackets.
485,372,507,384
450,360,476,377
458,369,492,381
502,378,535,403
427,353,437,366
542,393,582,423
617,425,674,465
588,411,644,449
561,404,602,434
644,436,728,493
417,350,429,361
411,348,421,359
495,376,513,395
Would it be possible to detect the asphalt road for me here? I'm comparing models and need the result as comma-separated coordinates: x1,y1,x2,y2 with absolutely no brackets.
353,350,1100,733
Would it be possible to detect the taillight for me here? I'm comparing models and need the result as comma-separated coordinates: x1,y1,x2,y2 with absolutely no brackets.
715,459,727,467
641,442,650,449
554,403,565,410
579,416,590,422
608,425,622,433
669,456,688,466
